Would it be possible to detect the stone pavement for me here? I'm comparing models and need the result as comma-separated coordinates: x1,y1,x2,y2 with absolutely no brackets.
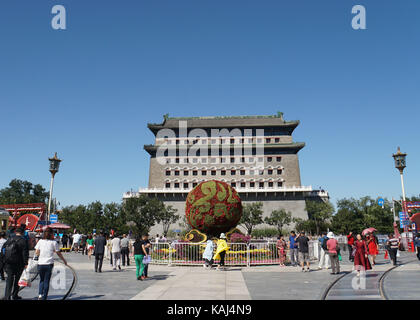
383,258,420,300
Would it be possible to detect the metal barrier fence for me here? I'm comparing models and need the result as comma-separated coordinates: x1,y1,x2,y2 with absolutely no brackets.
150,241,319,266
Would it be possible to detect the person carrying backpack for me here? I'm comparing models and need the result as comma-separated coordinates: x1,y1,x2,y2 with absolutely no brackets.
318,232,330,270
2,226,29,300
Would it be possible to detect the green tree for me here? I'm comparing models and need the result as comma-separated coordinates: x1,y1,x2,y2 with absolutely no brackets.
264,209,292,235
331,197,394,235
157,205,179,237
240,202,264,235
122,195,164,236
292,217,317,235
0,179,49,204
305,200,334,235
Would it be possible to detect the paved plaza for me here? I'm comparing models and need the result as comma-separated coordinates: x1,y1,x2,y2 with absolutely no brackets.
1,251,418,300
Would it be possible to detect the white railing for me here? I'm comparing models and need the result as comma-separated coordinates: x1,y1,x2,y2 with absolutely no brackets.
124,186,314,198
149,241,319,266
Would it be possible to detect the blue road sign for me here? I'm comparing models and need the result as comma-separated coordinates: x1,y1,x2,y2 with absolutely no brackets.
50,214,58,224
378,198,384,206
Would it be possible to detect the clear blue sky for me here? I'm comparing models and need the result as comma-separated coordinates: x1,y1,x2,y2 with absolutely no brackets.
1,0,419,209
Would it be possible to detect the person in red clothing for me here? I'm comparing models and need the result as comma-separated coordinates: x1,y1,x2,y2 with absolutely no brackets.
366,233,379,266
354,234,372,277
347,231,355,262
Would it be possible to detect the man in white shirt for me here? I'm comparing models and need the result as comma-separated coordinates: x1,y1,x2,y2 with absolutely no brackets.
111,235,121,271
72,232,81,253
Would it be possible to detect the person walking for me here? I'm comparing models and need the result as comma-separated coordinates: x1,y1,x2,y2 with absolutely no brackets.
326,232,340,274
94,231,106,272
141,235,151,279
133,235,148,280
318,232,330,270
120,234,130,266
353,234,372,277
61,233,69,250
276,235,287,267
347,231,355,262
111,234,122,271
296,231,310,272
214,233,229,271
386,233,400,266
415,233,420,262
2,226,29,300
72,231,81,253
288,231,299,266
0,232,7,280
203,239,215,268
80,234,87,255
366,233,379,266
86,234,94,260
34,228,67,300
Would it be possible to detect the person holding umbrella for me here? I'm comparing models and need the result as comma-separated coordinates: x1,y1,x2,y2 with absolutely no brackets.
363,228,379,266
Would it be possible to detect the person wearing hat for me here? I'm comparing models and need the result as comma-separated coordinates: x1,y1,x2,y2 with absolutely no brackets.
213,233,229,271
326,232,340,274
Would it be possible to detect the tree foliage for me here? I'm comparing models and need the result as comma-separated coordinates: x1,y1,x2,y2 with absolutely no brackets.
331,196,395,235
305,200,334,235
264,209,292,235
0,179,49,205
240,202,264,235
158,205,179,237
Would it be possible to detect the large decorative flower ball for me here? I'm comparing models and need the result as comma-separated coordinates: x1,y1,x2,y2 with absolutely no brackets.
185,180,242,236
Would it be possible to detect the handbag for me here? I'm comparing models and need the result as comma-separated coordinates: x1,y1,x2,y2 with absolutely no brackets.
143,255,151,264
338,252,342,261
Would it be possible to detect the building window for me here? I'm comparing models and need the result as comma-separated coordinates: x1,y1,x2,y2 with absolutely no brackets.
211,170,216,176
250,182,255,188
258,157,263,162
241,157,245,163
184,158,188,163
248,138,253,143
202,170,207,176
211,158,216,163
175,158,180,164
240,182,246,188
259,182,264,188
230,139,235,144
176,140,180,145
221,139,225,144
192,171,197,176
230,158,235,163
259,170,264,175
257,138,262,144
249,170,255,175
277,169,282,174
167,140,172,145
267,157,272,162
268,182,273,187
166,159,171,164
268,169,273,175
221,170,226,176
275,138,280,143
202,158,207,163
266,138,271,143
240,170,245,175
166,171,171,176
165,183,171,188
231,170,236,175
175,171,180,176
193,158,198,163
174,183,180,188
184,171,189,176
277,182,283,187
183,183,189,189
231,182,236,188
276,157,281,162
221,158,226,163
192,182,198,188
211,139,216,144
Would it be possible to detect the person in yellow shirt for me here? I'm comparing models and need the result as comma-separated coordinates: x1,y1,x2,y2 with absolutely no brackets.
213,233,229,271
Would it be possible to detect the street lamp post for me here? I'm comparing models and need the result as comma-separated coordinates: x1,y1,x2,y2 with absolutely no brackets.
392,147,410,249
392,147,407,211
47,153,62,223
